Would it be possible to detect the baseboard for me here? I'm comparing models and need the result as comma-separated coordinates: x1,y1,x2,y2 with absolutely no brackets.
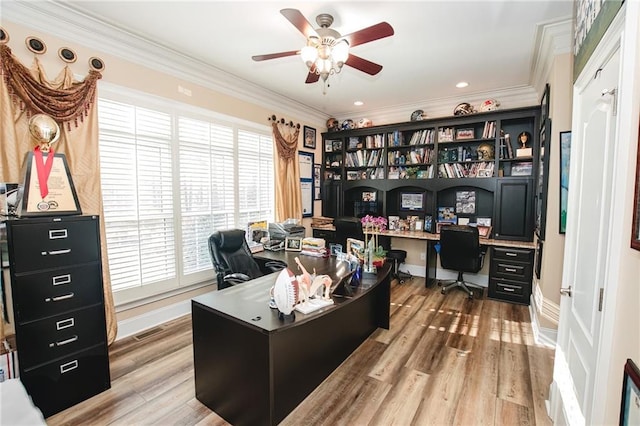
116,300,192,341
529,297,558,348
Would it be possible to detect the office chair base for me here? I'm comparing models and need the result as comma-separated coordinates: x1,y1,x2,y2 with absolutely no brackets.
439,279,483,299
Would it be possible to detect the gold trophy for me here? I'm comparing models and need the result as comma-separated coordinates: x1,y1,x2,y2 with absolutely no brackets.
17,114,81,216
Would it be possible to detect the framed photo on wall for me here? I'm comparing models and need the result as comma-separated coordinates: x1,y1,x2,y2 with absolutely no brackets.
299,151,314,217
620,358,640,425
303,125,316,149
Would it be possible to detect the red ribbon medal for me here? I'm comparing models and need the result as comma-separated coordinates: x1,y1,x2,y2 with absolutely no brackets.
33,146,55,200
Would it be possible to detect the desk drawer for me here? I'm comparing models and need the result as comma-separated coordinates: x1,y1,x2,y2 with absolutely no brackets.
494,261,532,280
491,247,533,263
21,344,110,418
16,305,107,369
488,277,531,305
12,263,104,323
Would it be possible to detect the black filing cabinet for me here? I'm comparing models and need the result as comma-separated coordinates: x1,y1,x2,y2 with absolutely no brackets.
488,246,534,305
5,215,110,417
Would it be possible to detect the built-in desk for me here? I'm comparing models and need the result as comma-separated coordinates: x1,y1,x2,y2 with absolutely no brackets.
191,257,391,426
364,229,536,305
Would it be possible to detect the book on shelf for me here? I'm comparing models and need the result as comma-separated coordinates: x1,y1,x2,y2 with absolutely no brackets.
482,121,496,139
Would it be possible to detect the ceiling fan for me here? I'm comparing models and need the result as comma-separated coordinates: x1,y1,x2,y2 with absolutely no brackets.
252,8,394,85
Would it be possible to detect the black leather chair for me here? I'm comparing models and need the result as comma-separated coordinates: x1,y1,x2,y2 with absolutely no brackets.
438,225,485,299
208,229,287,290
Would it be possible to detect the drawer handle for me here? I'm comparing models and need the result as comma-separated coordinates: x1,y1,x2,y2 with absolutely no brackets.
50,335,78,347
49,229,68,239
56,317,75,330
503,287,515,292
60,360,78,374
46,249,71,256
504,268,518,273
46,293,75,302
505,252,518,257
52,274,71,286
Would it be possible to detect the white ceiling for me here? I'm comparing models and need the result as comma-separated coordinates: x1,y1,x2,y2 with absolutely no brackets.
6,1,574,122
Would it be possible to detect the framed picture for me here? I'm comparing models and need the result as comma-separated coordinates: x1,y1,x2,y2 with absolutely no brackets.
632,121,640,251
346,238,364,258
299,151,314,217
313,164,321,201
620,358,640,425
400,192,424,211
560,131,571,234
303,125,316,149
455,190,476,214
362,191,376,202
424,215,433,233
285,236,302,252
456,128,474,140
329,243,343,256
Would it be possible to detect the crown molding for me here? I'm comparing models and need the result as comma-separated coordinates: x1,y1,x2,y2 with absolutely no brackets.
333,85,539,126
531,17,573,95
4,1,571,130
2,0,329,126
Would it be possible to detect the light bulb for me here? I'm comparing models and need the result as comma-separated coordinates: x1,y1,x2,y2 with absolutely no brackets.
301,45,317,67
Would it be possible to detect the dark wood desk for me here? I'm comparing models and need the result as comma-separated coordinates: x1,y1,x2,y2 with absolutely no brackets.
191,255,391,426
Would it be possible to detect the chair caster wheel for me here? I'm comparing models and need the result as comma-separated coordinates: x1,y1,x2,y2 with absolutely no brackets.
441,288,446,294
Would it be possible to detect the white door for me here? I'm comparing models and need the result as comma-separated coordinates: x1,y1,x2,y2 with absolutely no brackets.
550,47,620,425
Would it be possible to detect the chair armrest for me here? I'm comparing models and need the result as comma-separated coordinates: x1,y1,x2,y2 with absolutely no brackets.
223,272,251,287
264,260,288,272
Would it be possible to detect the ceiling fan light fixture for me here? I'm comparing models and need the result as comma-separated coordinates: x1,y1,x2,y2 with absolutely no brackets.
301,45,318,66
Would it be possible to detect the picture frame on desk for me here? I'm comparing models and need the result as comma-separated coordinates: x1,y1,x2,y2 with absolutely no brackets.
329,243,342,257
477,225,492,239
303,125,316,149
285,237,302,252
424,215,433,233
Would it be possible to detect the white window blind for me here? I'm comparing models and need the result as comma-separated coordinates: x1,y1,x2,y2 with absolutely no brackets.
98,99,176,293
97,91,275,304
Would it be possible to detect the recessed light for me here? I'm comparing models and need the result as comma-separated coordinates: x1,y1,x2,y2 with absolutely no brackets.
354,101,364,106
456,82,469,88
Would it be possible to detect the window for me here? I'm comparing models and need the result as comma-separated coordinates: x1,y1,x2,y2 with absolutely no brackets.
98,88,274,304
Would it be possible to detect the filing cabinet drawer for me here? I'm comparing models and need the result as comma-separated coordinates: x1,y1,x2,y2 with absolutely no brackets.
491,247,533,263
16,305,107,369
12,263,104,323
7,216,100,273
488,277,531,305
21,344,111,418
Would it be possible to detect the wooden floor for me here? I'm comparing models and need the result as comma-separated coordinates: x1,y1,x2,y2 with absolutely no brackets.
47,277,555,426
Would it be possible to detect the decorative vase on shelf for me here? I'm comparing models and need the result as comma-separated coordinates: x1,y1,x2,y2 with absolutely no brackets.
364,238,376,273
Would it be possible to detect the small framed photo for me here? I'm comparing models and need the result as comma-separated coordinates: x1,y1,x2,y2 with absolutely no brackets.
285,236,302,252
304,125,316,149
456,128,475,140
362,191,376,202
329,243,343,256
477,217,492,226
424,215,433,233
346,238,364,258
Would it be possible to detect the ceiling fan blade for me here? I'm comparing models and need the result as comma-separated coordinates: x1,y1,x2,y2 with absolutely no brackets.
305,68,320,84
345,54,383,76
280,8,318,39
252,50,300,61
341,22,394,48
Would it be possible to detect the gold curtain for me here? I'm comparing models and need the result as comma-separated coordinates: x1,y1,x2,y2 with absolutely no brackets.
0,44,117,344
271,118,302,222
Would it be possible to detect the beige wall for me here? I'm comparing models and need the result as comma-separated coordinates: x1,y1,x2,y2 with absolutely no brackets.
2,20,324,324
534,52,573,330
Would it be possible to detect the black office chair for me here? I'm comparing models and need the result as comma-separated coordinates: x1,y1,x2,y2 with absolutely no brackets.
208,229,287,290
386,249,413,284
438,225,485,299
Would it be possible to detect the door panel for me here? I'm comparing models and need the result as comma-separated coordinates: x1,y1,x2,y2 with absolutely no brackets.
553,48,619,424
